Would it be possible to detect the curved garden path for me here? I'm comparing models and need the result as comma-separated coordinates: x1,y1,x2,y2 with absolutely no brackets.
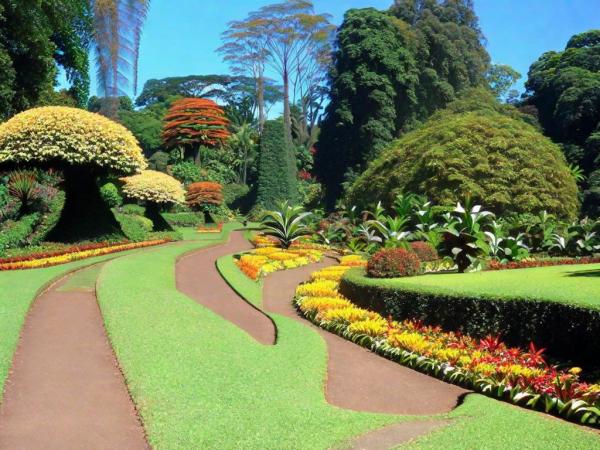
0,264,148,450
176,231,277,345
176,230,468,448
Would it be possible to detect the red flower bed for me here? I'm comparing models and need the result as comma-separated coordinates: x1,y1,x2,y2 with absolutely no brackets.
0,241,130,264
488,256,600,271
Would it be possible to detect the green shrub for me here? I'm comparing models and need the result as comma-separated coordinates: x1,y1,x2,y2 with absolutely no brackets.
99,181,123,208
148,151,170,172
29,190,66,245
114,212,153,242
346,95,579,219
339,268,600,367
162,212,203,227
171,162,202,185
223,183,250,208
256,120,297,209
119,204,146,216
367,248,421,278
0,213,40,255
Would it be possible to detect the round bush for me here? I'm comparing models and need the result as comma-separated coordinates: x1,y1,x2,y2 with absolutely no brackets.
409,241,438,262
0,106,146,174
171,162,202,185
346,100,579,219
121,170,185,205
99,181,123,208
367,248,421,279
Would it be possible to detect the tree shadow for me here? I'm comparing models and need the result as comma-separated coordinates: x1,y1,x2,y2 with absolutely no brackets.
567,269,600,278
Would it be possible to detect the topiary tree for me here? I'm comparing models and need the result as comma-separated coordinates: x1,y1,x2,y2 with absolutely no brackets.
162,98,230,165
256,120,297,210
186,181,223,224
346,92,579,219
121,170,185,231
0,106,147,240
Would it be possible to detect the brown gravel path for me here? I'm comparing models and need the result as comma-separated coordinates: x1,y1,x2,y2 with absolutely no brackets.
176,230,276,345
0,264,148,450
263,258,469,416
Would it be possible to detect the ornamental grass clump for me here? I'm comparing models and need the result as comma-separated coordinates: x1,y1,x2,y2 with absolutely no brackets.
367,248,421,278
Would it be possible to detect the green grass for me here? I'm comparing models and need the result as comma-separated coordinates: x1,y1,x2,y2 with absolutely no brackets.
367,264,600,309
96,226,406,450
400,395,600,449
216,254,263,307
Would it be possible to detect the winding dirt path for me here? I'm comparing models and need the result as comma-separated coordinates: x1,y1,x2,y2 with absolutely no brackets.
263,259,468,416
0,264,148,450
176,231,276,345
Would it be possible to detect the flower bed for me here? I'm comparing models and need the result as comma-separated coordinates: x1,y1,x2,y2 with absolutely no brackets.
197,223,223,233
294,258,600,428
488,256,600,271
236,246,323,280
0,239,172,270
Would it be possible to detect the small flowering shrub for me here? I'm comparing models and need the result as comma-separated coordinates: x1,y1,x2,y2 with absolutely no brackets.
294,261,600,427
0,107,146,174
121,170,185,204
186,182,224,208
488,256,600,271
409,241,438,262
367,248,421,278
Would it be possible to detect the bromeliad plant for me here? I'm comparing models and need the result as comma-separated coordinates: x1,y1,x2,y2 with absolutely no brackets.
260,201,312,249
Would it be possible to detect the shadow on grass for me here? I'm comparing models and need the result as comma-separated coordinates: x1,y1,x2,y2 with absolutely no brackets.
566,269,600,278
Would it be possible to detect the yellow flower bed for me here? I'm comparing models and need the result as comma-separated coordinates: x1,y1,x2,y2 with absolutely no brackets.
236,247,323,280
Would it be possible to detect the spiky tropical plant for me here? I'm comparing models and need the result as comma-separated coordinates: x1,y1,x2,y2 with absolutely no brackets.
260,201,311,248
8,170,40,214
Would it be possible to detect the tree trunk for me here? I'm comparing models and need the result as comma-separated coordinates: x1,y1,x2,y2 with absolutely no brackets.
47,166,122,242
257,76,266,134
283,66,292,143
145,202,173,232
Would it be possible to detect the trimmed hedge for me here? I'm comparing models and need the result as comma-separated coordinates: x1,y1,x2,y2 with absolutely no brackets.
0,213,40,255
162,212,203,227
339,268,600,367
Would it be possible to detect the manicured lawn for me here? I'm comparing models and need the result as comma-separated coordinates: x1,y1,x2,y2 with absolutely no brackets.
401,395,600,449
216,254,263,307
96,224,406,449
369,264,600,309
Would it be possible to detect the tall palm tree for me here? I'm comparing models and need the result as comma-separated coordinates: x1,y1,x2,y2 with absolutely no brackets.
93,0,150,116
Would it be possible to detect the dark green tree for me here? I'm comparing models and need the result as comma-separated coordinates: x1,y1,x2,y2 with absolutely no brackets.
315,8,419,207
0,0,92,118
524,29,600,216
256,120,297,209
390,0,490,116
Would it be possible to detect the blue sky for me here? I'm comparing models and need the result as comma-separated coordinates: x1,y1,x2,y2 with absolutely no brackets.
81,0,600,100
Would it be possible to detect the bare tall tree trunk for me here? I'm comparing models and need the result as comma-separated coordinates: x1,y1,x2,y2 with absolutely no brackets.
257,76,266,134
283,65,292,143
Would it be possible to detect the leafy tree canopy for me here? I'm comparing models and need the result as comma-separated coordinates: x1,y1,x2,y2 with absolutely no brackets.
0,0,92,119
524,29,600,216
346,89,579,219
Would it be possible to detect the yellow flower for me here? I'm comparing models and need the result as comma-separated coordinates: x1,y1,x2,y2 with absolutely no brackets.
569,367,583,376
348,318,388,337
121,170,185,204
298,297,352,313
295,280,339,298
388,332,431,354
319,307,377,324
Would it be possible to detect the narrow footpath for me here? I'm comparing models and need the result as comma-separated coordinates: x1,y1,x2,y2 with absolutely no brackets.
0,265,148,450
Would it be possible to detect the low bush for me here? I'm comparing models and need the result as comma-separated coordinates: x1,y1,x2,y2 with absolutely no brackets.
99,181,123,208
118,204,146,216
29,190,66,245
0,213,40,255
367,248,421,278
409,241,438,262
114,212,153,242
339,268,600,367
162,212,203,227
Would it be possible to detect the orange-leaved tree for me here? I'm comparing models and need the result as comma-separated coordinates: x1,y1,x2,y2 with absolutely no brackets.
186,181,224,223
162,98,230,165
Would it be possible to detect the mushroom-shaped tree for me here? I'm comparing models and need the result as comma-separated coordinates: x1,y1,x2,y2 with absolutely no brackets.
0,106,147,241
121,170,185,231
162,98,230,165
186,181,224,224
